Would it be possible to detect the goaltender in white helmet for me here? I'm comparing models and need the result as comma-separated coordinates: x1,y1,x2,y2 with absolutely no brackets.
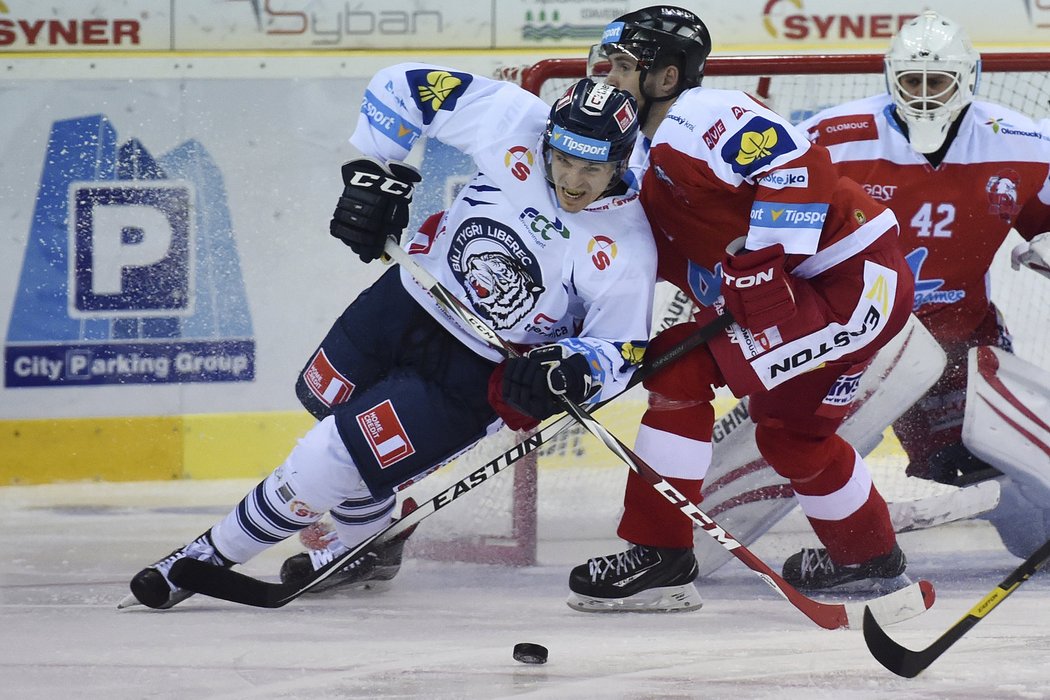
885,10,981,153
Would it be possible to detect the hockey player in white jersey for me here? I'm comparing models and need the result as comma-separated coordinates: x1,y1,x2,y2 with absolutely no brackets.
799,11,1050,558
123,69,657,609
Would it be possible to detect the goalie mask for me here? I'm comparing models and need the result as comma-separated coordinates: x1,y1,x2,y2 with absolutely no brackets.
885,10,980,154
589,6,711,101
542,78,639,196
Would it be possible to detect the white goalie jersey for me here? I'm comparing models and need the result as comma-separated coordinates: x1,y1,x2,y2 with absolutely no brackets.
348,63,657,401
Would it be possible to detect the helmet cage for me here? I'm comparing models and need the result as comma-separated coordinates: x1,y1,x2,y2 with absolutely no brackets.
886,58,978,124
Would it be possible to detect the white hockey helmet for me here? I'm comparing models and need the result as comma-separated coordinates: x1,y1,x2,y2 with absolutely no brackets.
884,10,981,153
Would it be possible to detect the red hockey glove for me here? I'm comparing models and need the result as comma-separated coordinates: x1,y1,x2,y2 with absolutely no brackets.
719,241,796,332
487,362,539,431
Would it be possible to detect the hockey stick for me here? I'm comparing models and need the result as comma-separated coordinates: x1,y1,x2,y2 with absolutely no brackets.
171,244,933,627
371,243,934,630
165,265,729,608
863,537,1050,677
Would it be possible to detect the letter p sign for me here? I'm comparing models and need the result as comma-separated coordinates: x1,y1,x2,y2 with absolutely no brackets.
69,182,195,318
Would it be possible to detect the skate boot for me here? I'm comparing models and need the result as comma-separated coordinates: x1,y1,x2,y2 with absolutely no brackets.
782,543,910,593
566,543,703,613
280,498,418,594
121,530,233,610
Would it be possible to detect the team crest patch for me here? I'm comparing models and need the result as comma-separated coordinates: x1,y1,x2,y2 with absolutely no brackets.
303,348,355,406
986,168,1021,221
617,340,647,368
357,399,416,469
406,69,473,125
447,217,544,330
720,116,795,177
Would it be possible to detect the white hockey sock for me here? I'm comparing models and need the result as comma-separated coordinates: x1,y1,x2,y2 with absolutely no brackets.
329,494,397,550
210,415,375,563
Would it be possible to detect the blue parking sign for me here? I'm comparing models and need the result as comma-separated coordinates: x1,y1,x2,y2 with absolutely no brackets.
70,182,194,316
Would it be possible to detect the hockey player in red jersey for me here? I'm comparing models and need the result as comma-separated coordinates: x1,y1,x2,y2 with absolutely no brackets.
567,6,917,612
799,11,1050,558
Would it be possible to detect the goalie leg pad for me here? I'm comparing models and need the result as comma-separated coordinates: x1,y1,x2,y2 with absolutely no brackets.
983,477,1050,560
692,315,945,578
963,346,1050,501
964,345,1050,557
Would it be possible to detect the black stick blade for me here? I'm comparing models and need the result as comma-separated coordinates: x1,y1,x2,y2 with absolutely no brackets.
862,605,929,678
169,559,293,608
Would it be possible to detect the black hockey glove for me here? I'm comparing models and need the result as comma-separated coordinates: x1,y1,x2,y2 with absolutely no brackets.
501,345,600,421
331,157,422,263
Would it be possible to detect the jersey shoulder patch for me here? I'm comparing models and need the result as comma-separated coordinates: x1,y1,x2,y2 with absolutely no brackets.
405,68,474,124
806,113,879,147
719,115,798,177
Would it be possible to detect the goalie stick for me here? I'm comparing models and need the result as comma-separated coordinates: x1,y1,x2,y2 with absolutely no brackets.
863,537,1050,678
360,243,935,630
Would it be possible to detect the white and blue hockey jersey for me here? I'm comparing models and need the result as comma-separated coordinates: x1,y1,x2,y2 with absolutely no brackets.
349,63,658,401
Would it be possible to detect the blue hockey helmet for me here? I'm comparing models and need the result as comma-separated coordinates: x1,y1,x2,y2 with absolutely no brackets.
543,78,639,168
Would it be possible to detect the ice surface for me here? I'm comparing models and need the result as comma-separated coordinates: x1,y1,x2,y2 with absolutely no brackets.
1,479,1047,699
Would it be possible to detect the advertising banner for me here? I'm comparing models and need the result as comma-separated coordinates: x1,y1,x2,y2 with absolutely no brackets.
0,69,370,418
3,1,1050,53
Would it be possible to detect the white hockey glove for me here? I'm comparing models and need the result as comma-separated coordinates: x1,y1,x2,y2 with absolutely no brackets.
1010,232,1050,280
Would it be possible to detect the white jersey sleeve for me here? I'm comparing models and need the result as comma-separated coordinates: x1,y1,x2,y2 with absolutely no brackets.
349,62,548,165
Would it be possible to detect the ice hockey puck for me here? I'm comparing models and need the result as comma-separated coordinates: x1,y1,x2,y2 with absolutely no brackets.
512,642,548,664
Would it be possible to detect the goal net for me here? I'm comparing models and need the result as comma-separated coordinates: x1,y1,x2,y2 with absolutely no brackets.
400,53,1050,567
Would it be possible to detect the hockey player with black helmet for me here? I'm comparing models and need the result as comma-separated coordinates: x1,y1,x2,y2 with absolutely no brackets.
568,7,918,613
587,5,711,188
122,69,657,609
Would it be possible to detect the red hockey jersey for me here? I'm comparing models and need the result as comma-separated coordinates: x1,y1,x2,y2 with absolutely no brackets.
641,87,897,310
800,94,1050,343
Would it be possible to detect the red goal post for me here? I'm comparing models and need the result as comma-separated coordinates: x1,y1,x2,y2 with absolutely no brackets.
517,53,1050,87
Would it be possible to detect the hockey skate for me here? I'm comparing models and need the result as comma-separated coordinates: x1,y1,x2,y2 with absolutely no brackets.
781,544,910,594
279,498,418,594
119,530,232,610
566,543,703,613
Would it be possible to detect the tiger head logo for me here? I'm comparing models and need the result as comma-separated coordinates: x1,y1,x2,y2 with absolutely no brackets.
463,251,543,330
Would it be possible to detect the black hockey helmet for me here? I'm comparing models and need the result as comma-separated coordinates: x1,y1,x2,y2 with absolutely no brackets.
596,5,712,92
543,78,639,166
